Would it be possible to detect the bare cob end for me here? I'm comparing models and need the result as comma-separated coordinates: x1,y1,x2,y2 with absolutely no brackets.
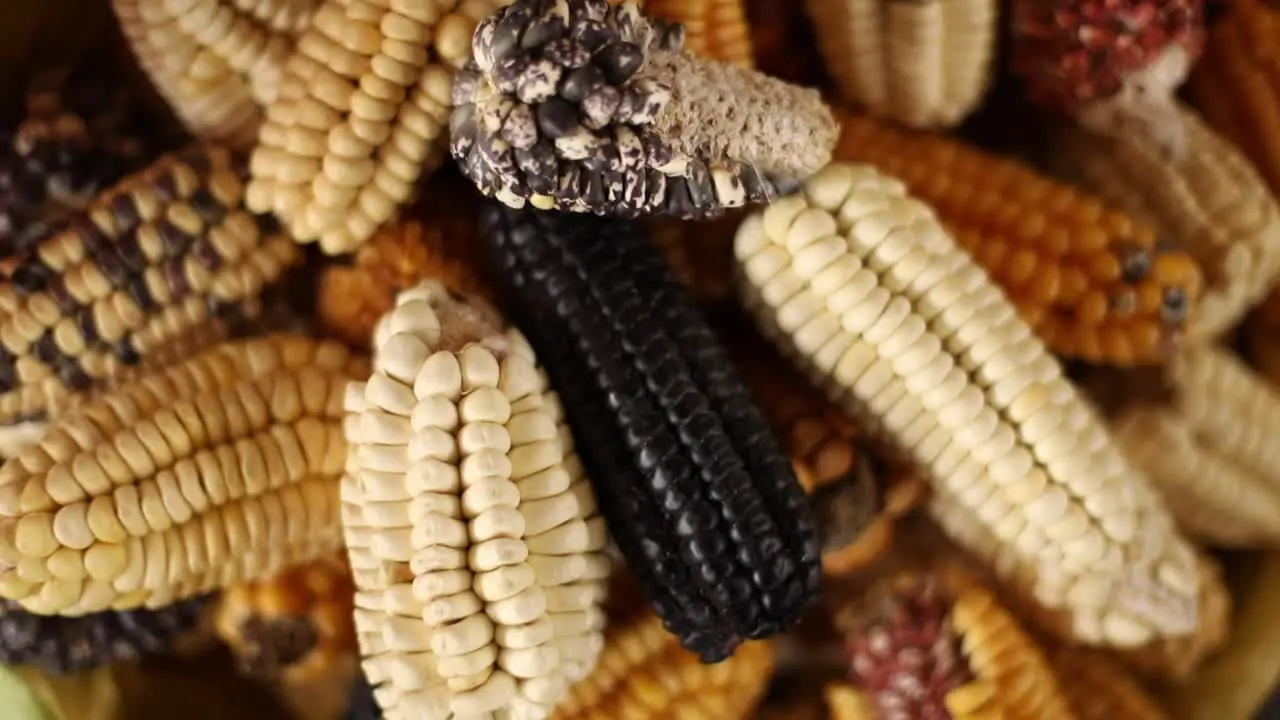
452,0,839,218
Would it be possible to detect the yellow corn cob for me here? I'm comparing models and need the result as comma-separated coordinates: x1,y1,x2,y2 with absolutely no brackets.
113,0,320,149
835,112,1203,366
803,0,998,129
247,0,512,255
1112,344,1280,548
1188,0,1280,196
0,334,366,616
735,161,1200,649
0,145,302,426
0,422,46,462
1046,645,1166,720
1049,104,1280,340
342,280,610,719
641,0,755,68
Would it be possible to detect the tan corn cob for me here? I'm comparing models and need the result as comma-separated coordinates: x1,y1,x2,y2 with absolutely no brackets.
734,161,1200,649
342,280,610,719
1047,645,1166,720
1111,344,1280,548
1049,104,1280,340
803,0,998,129
835,112,1202,366
247,0,512,255
113,0,321,149
0,145,302,426
641,0,755,68
0,334,367,616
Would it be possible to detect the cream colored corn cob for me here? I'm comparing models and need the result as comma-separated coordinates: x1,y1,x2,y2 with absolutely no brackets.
734,162,1200,649
342,280,610,720
247,0,511,255
803,0,998,129
1112,344,1280,548
0,334,366,616
1050,104,1280,340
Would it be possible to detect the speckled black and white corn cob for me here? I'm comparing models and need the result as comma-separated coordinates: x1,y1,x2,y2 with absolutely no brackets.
480,204,822,662
452,0,839,219
0,595,209,674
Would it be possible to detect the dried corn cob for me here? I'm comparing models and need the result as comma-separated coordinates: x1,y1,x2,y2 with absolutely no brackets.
342,280,610,719
215,554,356,684
736,162,1201,649
0,145,303,426
1012,0,1205,161
481,205,821,661
0,422,45,461
641,0,754,67
246,0,509,255
1111,344,1280,548
836,568,1073,719
804,0,998,129
451,0,838,219
1049,104,1280,340
837,112,1202,366
113,0,319,150
0,595,210,674
1046,644,1166,719
648,213,738,305
0,334,365,616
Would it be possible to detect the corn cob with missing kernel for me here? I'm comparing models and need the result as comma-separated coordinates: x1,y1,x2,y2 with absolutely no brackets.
0,334,365,616
481,204,822,662
837,112,1202,366
247,0,511,255
804,0,998,129
0,145,302,426
736,162,1201,649
113,0,320,149
342,280,610,719
1047,644,1167,719
1049,104,1280,341
641,0,755,68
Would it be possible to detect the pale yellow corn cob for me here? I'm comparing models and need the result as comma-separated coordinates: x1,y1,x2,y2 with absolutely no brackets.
642,0,755,68
734,162,1200,649
1049,104,1280,340
803,0,998,129
0,334,367,616
1047,645,1166,720
113,0,320,149
1112,344,1280,548
342,280,610,720
0,422,46,462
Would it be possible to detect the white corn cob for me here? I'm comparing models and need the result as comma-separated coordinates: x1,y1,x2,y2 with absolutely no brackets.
734,162,1200,649
803,0,998,128
342,280,609,720
1049,103,1280,340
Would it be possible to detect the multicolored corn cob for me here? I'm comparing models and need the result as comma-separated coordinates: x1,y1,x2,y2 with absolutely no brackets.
342,280,610,719
735,161,1201,649
247,0,510,255
641,0,755,67
481,205,822,662
0,594,210,674
1012,0,1205,160
451,0,838,218
113,0,320,149
0,334,365,616
1049,104,1280,341
836,111,1202,366
0,145,303,426
1046,644,1167,719
804,0,998,129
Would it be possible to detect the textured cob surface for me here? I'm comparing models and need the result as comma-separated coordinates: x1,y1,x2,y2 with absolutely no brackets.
246,0,509,255
451,0,838,218
1047,644,1167,719
735,161,1200,649
0,145,303,426
113,0,320,150
836,111,1202,366
481,204,821,662
640,0,755,68
804,0,998,129
1049,104,1280,340
342,279,610,719
0,334,365,615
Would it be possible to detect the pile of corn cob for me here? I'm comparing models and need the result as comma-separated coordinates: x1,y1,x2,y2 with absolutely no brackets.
4,0,1280,718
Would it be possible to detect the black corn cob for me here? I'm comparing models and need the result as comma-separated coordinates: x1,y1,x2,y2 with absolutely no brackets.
479,204,821,662
0,596,209,674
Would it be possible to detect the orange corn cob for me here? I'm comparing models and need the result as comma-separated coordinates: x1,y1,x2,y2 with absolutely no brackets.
836,110,1203,366
642,0,755,68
